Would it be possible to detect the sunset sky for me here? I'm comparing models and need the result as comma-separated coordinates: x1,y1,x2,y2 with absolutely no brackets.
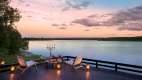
11,0,142,38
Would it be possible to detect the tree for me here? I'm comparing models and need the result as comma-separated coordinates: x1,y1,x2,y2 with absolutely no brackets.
0,0,28,55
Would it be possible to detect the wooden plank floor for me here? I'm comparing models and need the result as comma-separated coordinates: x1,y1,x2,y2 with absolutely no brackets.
0,63,142,80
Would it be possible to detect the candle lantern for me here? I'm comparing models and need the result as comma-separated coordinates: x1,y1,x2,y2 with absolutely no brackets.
10,66,15,72
86,64,90,70
1,61,5,64
56,64,61,69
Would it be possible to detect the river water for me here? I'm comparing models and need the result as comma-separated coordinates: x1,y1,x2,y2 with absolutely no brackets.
28,40,142,66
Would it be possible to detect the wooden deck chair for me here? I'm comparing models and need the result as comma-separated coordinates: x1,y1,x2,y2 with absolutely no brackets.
17,56,38,73
68,56,85,70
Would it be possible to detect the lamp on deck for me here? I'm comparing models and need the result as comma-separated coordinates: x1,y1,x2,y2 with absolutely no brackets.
56,63,61,69
1,61,5,65
10,66,16,72
86,64,90,70
0,58,5,65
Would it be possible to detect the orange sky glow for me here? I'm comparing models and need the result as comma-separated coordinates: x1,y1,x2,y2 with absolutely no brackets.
11,0,142,37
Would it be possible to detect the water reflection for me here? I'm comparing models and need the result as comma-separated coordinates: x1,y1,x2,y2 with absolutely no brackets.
56,70,61,80
86,71,90,80
9,73,16,80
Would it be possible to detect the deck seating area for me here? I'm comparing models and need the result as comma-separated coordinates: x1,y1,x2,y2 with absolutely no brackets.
0,56,142,80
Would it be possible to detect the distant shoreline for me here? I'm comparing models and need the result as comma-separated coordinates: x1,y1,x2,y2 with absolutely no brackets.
23,36,142,41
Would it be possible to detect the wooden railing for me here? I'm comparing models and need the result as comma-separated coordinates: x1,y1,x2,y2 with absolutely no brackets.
1,56,142,75
0,63,18,72
63,56,142,74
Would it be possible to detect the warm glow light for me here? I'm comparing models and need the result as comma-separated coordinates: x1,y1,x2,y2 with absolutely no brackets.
1,61,5,64
9,73,15,80
10,66,15,72
56,70,61,75
86,71,90,80
57,64,61,69
86,64,90,70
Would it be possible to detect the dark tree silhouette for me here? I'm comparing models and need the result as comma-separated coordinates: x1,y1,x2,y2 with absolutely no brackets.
0,0,28,55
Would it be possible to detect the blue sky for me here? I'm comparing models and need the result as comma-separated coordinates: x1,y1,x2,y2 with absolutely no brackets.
94,0,142,7
86,0,142,9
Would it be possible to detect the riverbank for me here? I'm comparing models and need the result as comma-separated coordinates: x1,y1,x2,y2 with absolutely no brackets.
21,50,41,61
24,36,142,41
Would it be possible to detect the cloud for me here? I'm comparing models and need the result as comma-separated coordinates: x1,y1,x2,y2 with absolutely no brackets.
72,13,112,27
27,15,32,18
61,24,68,26
25,4,30,7
18,0,25,3
72,18,102,27
72,5,142,31
119,22,142,31
108,6,142,25
84,29,90,31
42,17,46,19
51,23,68,27
52,24,60,26
62,0,91,11
108,6,142,31
59,27,67,29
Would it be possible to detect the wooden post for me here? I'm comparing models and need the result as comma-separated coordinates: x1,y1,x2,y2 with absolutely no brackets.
96,61,98,68
67,56,69,61
115,64,118,72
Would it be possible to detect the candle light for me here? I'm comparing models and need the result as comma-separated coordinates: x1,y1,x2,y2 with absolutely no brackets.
10,66,15,72
56,64,61,69
1,61,5,64
86,64,90,70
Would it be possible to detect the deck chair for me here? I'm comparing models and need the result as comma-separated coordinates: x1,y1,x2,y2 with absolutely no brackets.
68,56,85,70
17,56,38,73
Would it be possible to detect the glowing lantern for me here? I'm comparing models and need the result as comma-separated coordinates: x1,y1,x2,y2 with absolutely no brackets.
56,64,61,69
1,61,5,64
10,66,15,72
86,64,90,70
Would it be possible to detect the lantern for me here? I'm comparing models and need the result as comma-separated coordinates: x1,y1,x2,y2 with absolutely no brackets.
1,61,5,64
56,64,61,69
10,66,15,72
86,64,90,70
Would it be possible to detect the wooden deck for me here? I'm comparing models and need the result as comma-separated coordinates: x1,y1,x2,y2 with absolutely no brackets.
0,63,142,80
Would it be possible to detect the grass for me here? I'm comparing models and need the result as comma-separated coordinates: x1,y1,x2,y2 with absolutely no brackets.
0,49,41,64
24,55,41,61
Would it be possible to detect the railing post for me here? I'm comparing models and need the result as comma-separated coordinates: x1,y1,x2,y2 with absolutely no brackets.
115,64,118,72
96,61,98,68
67,56,69,61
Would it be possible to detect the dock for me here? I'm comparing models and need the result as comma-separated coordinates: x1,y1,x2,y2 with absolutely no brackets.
0,56,142,80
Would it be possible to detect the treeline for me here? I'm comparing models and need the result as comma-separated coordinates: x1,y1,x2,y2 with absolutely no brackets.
97,36,142,41
23,36,142,41
0,0,28,55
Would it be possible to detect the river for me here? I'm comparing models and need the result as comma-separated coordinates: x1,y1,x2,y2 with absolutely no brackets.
28,40,142,66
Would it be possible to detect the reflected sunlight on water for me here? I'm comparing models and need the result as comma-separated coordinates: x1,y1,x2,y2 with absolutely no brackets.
86,71,90,80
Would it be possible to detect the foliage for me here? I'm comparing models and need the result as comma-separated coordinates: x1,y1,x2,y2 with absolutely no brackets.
0,0,28,57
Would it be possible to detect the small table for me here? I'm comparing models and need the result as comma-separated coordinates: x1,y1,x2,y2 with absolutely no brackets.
45,56,63,69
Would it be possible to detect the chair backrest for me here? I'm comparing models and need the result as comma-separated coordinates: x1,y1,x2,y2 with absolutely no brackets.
17,56,27,68
73,56,82,66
